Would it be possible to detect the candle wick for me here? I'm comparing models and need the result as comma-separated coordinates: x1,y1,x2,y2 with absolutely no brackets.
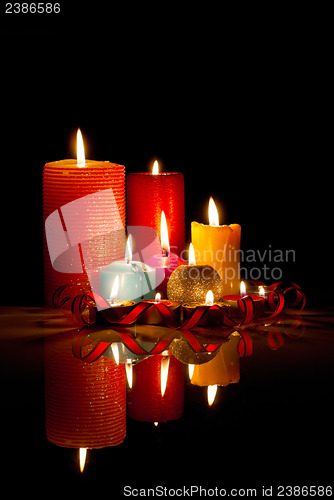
131,263,139,273
162,247,169,258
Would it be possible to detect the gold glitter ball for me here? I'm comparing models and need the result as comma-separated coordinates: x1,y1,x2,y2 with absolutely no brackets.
167,265,223,304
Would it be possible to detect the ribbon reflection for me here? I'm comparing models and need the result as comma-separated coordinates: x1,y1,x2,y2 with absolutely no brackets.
43,316,306,467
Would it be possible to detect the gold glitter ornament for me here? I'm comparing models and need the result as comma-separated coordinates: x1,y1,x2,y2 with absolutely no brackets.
167,264,223,304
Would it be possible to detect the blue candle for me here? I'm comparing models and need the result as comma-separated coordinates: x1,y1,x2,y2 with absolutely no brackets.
99,235,156,306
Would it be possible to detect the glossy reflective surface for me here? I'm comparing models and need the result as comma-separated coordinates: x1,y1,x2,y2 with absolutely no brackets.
0,306,333,494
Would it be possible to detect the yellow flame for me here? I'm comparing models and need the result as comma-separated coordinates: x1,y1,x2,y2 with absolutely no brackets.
205,290,214,306
240,281,246,297
188,364,195,379
160,211,170,254
188,242,196,266
125,234,133,263
111,343,119,365
152,160,159,174
161,356,170,397
154,422,159,426
208,197,219,226
110,275,119,301
155,292,161,303
76,129,85,167
126,361,133,389
258,286,265,297
79,448,87,473
207,385,218,406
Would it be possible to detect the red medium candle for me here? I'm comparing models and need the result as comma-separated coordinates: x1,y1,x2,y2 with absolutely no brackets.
127,354,184,423
43,158,125,305
126,169,185,257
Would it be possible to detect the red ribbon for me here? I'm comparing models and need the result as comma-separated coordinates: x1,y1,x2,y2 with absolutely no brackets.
237,331,253,357
52,280,306,331
72,327,222,363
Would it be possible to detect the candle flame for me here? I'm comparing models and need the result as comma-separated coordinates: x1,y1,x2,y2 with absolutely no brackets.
125,234,133,263
126,361,133,389
188,243,196,266
110,275,119,301
259,286,265,297
205,290,214,306
111,343,120,365
208,197,219,226
155,292,161,303
160,356,170,397
79,448,87,473
152,160,159,175
76,129,85,167
240,281,246,297
160,211,170,255
188,364,195,380
207,384,218,406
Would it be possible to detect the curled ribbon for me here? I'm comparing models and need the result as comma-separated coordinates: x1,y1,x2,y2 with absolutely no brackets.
52,280,305,331
72,327,222,363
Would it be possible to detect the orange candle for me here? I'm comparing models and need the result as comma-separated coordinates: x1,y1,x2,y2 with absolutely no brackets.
191,197,241,295
190,333,240,388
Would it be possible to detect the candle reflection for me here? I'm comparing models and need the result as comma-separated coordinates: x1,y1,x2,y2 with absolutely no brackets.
43,316,306,472
126,361,133,389
128,353,184,423
190,334,241,390
79,448,87,473
160,355,170,397
207,384,218,406
44,331,126,452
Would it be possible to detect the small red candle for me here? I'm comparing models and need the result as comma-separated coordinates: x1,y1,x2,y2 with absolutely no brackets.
43,130,125,305
127,161,185,257
127,353,184,423
222,281,265,318
182,290,230,326
139,292,180,324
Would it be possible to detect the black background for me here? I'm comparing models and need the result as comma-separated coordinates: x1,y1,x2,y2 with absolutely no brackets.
0,7,333,497
0,7,332,306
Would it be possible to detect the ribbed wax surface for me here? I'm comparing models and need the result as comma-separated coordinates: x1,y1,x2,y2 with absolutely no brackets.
43,160,125,305
44,333,126,449
127,354,184,423
126,172,185,257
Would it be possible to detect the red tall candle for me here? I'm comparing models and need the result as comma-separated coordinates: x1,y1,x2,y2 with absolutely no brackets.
126,167,185,257
43,142,125,305
127,354,184,423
